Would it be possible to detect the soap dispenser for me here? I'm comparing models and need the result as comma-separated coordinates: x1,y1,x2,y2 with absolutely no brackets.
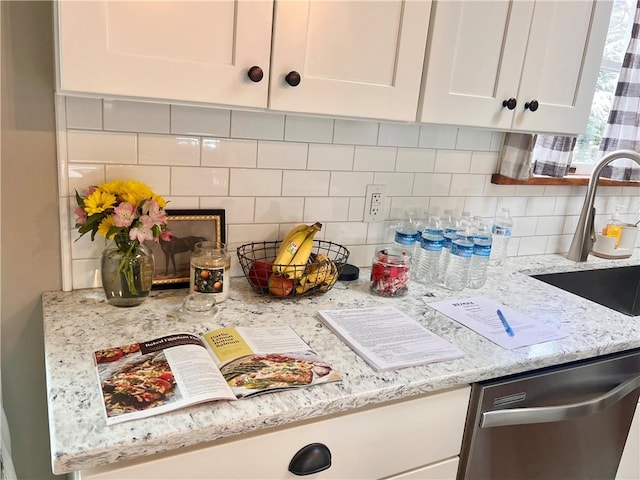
602,205,625,247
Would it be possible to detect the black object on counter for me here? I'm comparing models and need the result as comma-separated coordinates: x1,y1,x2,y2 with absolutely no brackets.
338,264,359,281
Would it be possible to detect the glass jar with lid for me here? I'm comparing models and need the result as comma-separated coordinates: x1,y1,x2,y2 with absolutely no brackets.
189,242,231,303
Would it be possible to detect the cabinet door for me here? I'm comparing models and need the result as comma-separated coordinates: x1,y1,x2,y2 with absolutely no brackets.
617,401,640,480
513,0,612,135
269,0,432,121
56,1,273,108
418,1,534,129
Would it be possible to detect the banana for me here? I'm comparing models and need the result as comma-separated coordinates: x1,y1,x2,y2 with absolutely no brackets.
319,258,339,292
273,222,322,279
278,223,311,253
295,256,333,294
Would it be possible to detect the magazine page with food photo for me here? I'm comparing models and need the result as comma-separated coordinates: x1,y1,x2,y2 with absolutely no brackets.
202,326,341,398
94,334,236,425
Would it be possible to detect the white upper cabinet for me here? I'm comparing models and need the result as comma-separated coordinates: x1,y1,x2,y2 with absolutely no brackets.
269,1,432,121
418,0,613,135
56,1,274,108
56,0,432,122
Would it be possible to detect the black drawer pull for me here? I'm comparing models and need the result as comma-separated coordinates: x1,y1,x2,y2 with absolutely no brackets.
288,442,331,475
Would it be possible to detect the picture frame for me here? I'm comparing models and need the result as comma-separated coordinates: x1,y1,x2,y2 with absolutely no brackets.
146,209,226,289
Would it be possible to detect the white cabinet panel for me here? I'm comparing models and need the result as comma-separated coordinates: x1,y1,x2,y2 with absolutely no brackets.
388,457,459,480
419,0,612,135
76,386,470,480
57,1,273,108
617,401,640,480
269,0,432,121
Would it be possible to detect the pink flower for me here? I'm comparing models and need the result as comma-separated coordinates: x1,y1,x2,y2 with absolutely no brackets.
160,230,173,242
113,202,136,227
129,215,154,243
74,206,87,225
144,200,167,226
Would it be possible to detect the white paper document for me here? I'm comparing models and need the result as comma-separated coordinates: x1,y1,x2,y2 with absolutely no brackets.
427,297,566,350
318,305,464,372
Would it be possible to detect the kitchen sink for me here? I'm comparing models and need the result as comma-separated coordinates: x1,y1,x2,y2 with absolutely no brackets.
531,265,640,316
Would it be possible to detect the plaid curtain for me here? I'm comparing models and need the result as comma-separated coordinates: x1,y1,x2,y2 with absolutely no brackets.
532,135,577,177
498,133,535,179
599,0,640,181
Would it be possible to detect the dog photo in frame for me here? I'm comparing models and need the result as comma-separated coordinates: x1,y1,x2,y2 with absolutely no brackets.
146,209,226,288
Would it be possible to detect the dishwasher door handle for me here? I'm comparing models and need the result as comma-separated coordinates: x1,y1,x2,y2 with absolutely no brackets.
480,373,640,428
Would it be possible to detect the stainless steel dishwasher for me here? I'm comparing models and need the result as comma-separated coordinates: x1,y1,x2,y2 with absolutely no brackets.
458,348,640,480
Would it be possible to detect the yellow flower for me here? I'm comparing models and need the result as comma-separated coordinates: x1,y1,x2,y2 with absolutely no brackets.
84,190,116,215
97,215,116,239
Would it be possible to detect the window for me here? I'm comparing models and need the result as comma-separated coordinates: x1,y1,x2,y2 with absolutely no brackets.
572,0,636,174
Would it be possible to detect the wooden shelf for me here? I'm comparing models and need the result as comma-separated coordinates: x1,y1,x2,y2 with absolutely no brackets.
491,174,640,187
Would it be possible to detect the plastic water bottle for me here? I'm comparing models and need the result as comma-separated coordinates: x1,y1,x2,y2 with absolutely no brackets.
443,227,474,291
438,210,459,285
414,216,444,285
490,208,513,266
467,220,492,288
394,212,420,259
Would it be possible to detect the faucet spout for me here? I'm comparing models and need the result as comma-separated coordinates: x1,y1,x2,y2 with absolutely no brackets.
567,149,640,262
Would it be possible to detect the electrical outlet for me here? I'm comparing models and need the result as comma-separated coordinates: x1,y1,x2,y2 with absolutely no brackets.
364,184,386,222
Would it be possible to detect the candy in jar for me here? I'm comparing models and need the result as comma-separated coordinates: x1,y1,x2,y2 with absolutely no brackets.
370,247,411,297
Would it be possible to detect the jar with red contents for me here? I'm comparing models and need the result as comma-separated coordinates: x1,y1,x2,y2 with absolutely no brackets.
370,246,411,297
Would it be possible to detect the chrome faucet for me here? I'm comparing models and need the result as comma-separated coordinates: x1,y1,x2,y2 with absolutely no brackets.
567,149,640,262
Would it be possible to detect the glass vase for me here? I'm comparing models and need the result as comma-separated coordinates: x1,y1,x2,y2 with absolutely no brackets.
100,237,155,307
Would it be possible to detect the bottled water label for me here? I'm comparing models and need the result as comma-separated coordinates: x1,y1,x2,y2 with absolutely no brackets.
395,230,419,245
451,242,473,258
473,243,492,257
421,237,444,251
492,225,512,237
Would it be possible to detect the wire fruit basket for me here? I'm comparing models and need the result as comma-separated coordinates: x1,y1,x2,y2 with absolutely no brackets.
236,240,350,298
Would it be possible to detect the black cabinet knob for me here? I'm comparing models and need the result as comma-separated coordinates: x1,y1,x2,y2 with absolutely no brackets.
502,98,517,110
247,66,264,83
525,100,539,112
285,71,301,87
288,443,331,475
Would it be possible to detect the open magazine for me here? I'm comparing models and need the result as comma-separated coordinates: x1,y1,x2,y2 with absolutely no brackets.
93,326,340,425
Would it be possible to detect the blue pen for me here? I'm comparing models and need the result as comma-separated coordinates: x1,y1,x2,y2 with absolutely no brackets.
497,309,515,337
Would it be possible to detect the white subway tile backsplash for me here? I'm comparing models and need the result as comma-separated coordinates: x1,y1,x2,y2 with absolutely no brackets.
255,197,304,223
434,150,472,173
67,131,137,164
525,197,557,216
228,224,279,244
284,115,334,143
65,96,102,130
202,138,257,168
57,95,640,289
68,164,105,195
139,134,200,166
308,144,354,171
470,152,499,174
282,171,330,197
333,119,378,145
329,171,374,196
353,146,396,172
71,230,106,259
170,105,230,136
349,197,366,221
413,173,452,196
456,128,493,151
536,216,565,235
324,222,368,244
105,165,171,196
450,174,486,196
231,111,285,140
304,197,350,222
103,100,170,133
258,141,308,169
395,148,435,173
518,236,547,255
377,122,420,147
171,167,229,196
201,197,254,224
418,125,458,149
230,169,282,196
374,173,415,196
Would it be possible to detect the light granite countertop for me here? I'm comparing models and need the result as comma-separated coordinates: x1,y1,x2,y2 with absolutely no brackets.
43,253,640,474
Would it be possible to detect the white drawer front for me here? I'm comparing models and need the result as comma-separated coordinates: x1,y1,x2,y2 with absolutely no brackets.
79,386,470,480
